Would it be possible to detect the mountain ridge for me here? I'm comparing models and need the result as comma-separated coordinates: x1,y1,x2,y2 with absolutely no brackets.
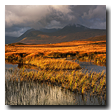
8,24,106,44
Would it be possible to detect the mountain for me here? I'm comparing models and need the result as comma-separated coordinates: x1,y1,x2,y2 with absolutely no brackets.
40,24,89,35
55,24,90,35
13,28,36,43
81,35,106,41
12,24,106,44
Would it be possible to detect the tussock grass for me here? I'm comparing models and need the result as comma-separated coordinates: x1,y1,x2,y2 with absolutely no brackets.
24,57,81,70
7,68,106,97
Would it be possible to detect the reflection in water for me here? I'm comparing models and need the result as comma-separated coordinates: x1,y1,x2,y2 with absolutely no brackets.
5,62,38,72
70,60,106,73
5,62,18,69
6,81,73,105
5,69,105,105
5,61,106,105
5,62,25,69
5,81,106,105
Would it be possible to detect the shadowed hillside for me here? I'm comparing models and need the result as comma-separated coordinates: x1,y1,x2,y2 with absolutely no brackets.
12,24,106,44
81,35,106,41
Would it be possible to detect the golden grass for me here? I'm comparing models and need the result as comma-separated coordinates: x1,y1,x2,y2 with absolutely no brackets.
5,40,106,56
5,40,106,66
5,40,106,100
8,68,106,97
24,57,81,70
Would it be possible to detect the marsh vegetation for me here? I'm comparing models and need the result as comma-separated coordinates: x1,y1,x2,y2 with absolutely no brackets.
5,68,106,105
5,40,106,66
5,40,106,105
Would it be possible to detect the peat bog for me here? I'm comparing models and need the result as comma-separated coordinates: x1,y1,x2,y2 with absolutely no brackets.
5,40,106,105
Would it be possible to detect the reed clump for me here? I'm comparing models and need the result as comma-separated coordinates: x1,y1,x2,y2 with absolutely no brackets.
25,57,81,70
8,68,106,97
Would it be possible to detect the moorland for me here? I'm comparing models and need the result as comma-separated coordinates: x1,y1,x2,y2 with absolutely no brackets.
5,39,106,66
5,37,106,99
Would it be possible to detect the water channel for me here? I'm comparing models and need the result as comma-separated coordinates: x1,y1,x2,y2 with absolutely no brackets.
5,60,106,105
5,59,106,73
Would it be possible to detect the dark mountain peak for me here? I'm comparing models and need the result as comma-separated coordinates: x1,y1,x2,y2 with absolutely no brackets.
58,23,90,35
10,23,106,44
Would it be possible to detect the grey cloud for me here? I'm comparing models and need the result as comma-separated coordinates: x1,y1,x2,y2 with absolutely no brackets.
5,5,71,29
5,5,106,37
67,5,106,28
5,26,31,37
5,5,52,28
45,20,61,29
81,5,106,20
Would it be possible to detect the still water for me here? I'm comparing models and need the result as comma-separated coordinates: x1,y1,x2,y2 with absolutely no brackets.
5,60,106,73
74,60,106,73
5,70,105,105
5,61,106,105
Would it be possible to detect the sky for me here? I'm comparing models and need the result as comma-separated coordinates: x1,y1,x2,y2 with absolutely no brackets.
5,5,106,37
0,0,108,110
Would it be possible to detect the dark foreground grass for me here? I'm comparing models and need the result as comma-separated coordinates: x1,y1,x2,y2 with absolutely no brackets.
6,68,106,99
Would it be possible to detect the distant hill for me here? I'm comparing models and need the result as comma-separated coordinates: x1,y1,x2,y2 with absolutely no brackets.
13,28,36,43
55,24,90,35
81,35,106,41
12,24,106,44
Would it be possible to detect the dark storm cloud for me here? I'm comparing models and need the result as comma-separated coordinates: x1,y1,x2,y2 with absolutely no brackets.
5,5,106,37
67,5,106,28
